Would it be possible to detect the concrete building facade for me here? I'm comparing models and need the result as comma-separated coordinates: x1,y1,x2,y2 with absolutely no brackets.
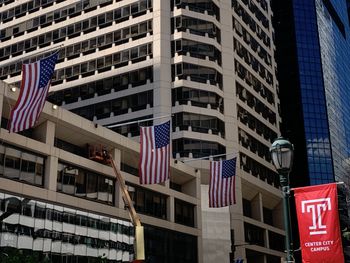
0,81,201,262
0,0,285,262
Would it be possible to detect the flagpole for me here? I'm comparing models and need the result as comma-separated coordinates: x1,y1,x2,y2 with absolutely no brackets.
290,181,345,191
180,152,236,163
0,44,64,68
106,114,172,129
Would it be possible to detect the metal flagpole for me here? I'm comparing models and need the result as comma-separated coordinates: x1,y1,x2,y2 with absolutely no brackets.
106,114,172,129
180,152,236,163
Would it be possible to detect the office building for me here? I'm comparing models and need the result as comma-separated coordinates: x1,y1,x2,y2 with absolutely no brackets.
272,0,350,260
0,81,201,262
0,0,284,262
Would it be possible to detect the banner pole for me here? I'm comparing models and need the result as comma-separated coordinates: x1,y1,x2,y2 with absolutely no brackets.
290,181,344,191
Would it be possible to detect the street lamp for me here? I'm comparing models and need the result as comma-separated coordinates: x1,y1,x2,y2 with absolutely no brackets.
270,137,294,263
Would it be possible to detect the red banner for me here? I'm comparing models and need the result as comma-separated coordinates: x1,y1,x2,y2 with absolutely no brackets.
294,183,344,263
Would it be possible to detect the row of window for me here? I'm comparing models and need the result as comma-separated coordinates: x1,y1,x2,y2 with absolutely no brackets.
234,40,273,85
49,43,152,85
0,19,153,62
172,138,226,158
47,67,153,105
235,60,274,105
54,138,88,159
233,18,272,67
0,0,56,22
232,0,269,30
172,16,221,43
0,194,132,234
237,83,276,125
232,0,271,49
57,162,115,205
238,128,270,162
172,112,225,137
240,152,279,188
1,223,133,252
171,0,220,21
71,90,153,121
54,140,137,180
0,144,44,187
0,0,152,41
172,86,224,113
172,62,223,88
237,105,277,143
47,66,153,106
171,39,222,66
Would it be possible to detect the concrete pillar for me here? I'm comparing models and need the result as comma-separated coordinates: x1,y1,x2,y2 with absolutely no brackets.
33,120,55,145
202,185,231,263
168,195,175,222
112,148,124,209
44,156,58,191
0,91,4,132
152,0,172,122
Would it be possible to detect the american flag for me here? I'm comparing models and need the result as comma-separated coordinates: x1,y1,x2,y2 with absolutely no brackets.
209,157,237,208
139,121,170,184
9,52,58,133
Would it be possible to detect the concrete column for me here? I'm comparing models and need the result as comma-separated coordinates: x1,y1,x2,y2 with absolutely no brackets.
221,0,238,154
0,92,4,132
112,148,124,209
168,195,175,222
152,0,172,122
202,185,231,263
33,120,56,145
44,156,58,191
191,169,203,263
230,175,246,261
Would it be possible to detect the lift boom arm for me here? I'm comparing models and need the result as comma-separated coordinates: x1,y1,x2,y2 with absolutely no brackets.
102,150,145,261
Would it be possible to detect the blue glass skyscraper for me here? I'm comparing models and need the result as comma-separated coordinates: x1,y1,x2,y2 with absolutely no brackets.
272,0,350,259
273,0,350,187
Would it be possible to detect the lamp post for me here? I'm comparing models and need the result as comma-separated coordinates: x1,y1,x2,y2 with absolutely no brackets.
270,137,294,263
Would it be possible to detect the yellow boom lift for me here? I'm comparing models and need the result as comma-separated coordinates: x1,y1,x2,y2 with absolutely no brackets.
88,145,145,262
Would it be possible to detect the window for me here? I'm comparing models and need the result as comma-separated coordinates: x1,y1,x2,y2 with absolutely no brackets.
175,199,195,227
57,162,114,205
128,184,167,219
0,145,44,186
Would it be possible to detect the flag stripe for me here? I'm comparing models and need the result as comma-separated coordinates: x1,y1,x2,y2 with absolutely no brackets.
18,63,39,132
209,157,237,208
139,121,170,185
12,64,33,132
9,53,58,133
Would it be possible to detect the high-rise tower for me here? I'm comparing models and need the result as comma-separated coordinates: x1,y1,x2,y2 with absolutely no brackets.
272,0,350,260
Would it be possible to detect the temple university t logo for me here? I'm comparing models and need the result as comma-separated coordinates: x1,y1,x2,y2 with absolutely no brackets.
301,198,331,235
294,183,344,263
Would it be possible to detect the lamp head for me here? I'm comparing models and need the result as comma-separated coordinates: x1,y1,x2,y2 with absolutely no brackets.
270,137,294,174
